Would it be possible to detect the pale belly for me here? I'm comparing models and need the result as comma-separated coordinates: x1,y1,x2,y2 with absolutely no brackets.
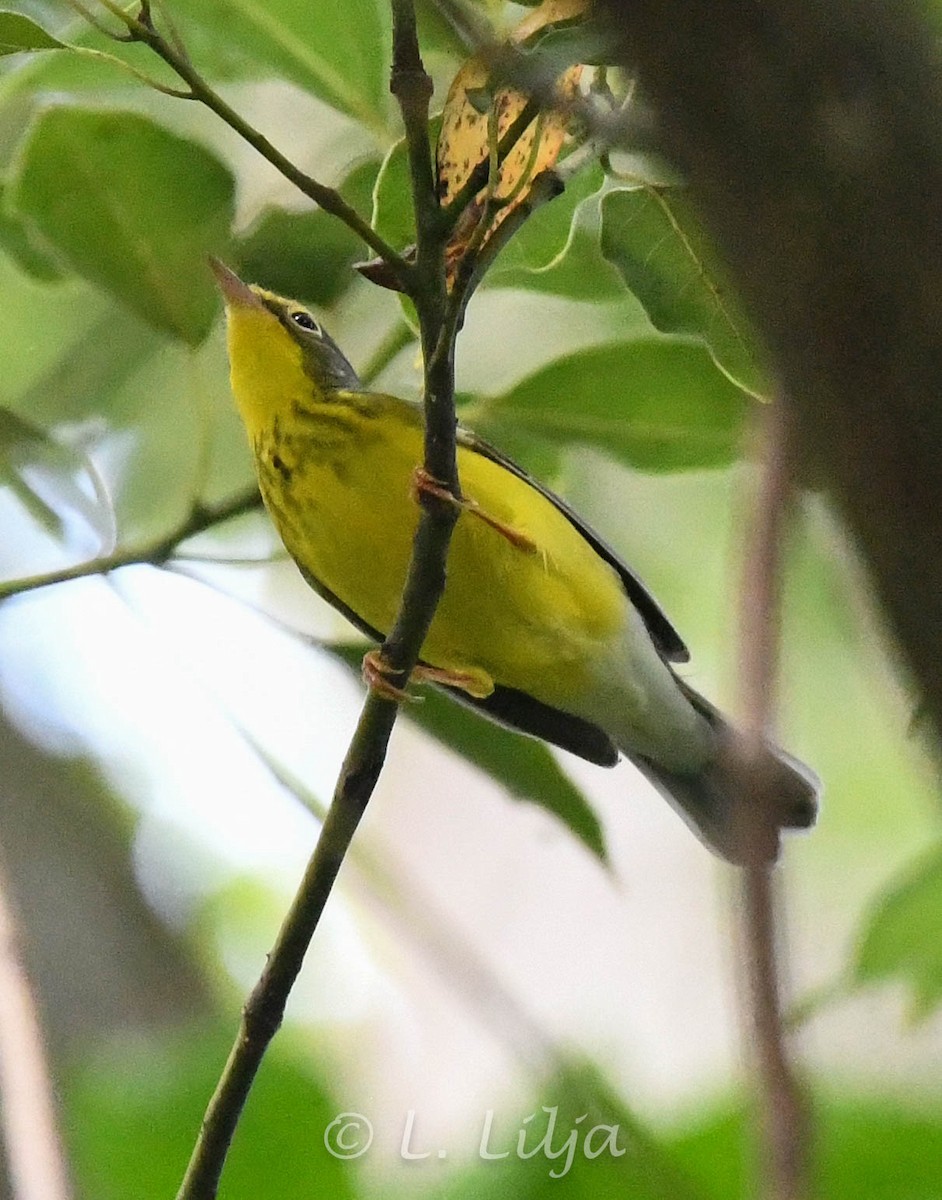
258,417,628,708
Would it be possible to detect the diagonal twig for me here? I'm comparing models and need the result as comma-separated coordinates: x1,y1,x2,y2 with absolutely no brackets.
174,3,464,1195
736,397,810,1200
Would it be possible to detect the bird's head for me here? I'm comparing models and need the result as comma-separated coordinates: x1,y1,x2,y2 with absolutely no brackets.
209,258,361,433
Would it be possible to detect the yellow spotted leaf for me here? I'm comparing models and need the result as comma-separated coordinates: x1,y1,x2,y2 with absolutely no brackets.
436,0,587,286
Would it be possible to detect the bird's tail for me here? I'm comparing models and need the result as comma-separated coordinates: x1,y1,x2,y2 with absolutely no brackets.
633,682,819,863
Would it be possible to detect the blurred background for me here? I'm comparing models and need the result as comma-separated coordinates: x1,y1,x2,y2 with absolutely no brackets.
1,2,941,1197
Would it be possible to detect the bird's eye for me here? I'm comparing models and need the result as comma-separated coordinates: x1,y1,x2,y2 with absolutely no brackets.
290,310,319,333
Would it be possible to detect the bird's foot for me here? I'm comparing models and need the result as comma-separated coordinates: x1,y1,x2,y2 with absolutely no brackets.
361,649,416,703
412,662,494,698
411,467,538,555
362,650,494,702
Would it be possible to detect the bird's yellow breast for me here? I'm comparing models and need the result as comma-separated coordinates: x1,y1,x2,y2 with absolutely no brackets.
255,391,627,707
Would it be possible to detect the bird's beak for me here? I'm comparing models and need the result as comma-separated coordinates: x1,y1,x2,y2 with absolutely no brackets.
208,257,264,310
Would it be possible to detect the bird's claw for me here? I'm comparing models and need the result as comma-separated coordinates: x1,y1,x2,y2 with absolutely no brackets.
361,649,416,703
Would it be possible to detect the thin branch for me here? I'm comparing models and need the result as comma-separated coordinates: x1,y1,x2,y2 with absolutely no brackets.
390,0,439,258
174,691,403,1200
0,487,263,602
236,731,710,1199
68,0,411,282
388,0,459,494
0,854,73,1200
736,398,810,1200
175,5,461,1197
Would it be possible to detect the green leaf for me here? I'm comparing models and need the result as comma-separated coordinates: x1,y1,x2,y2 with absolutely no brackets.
670,1094,942,1200
854,843,942,1020
68,1025,359,1200
457,401,564,484
171,0,392,133
600,188,768,398
0,10,63,54
11,108,235,344
484,164,626,301
326,643,606,861
415,0,471,57
235,157,380,307
0,179,63,279
474,341,749,472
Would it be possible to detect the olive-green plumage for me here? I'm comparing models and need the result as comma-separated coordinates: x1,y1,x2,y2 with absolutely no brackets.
212,259,819,861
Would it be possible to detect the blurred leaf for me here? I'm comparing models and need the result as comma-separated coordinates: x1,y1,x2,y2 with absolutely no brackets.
854,843,942,1020
473,341,749,472
670,1094,942,1200
7,304,161,425
0,0,390,124
0,9,63,53
0,3,228,100
68,1025,358,1200
415,0,471,57
429,1060,707,1200
502,217,626,301
0,179,63,279
235,157,380,306
813,1098,942,1200
457,402,563,483
11,108,234,344
600,188,767,399
0,1,203,106
171,0,392,132
518,12,618,67
0,405,115,556
327,642,606,861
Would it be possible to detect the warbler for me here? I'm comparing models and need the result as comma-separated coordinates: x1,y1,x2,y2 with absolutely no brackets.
210,259,818,862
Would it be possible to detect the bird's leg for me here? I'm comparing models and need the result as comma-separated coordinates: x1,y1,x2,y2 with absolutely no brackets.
362,649,416,703
411,466,538,554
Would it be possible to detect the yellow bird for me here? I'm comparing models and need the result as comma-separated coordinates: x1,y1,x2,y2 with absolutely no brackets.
211,260,818,862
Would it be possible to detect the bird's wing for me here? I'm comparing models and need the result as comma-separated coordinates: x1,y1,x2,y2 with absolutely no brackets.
457,427,690,664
